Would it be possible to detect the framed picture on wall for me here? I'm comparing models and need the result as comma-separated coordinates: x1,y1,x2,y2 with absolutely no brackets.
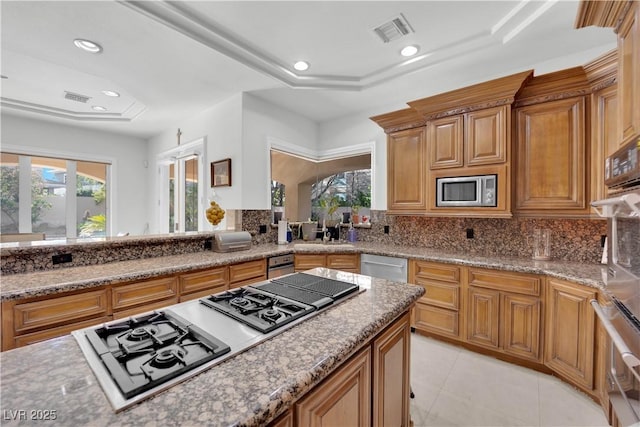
211,158,231,187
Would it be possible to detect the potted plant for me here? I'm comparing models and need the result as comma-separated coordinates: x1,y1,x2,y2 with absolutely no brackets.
319,195,340,227
351,204,360,224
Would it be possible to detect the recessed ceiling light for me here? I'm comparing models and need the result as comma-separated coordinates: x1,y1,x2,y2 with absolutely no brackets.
400,45,419,57
101,90,120,97
293,61,310,71
92,106,107,112
74,39,102,54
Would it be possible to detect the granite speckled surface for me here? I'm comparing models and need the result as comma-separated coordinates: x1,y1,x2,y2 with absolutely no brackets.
0,241,605,302
0,268,423,427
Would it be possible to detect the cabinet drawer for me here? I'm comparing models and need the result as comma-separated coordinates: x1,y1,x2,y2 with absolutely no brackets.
11,289,110,334
112,276,178,311
112,297,179,320
294,254,326,271
14,315,112,348
229,259,266,284
327,254,359,271
413,303,459,338
412,261,460,283
468,268,541,296
179,267,228,296
416,280,459,310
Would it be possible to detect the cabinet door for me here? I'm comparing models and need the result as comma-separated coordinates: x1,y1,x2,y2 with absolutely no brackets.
387,127,427,213
294,254,326,272
466,105,507,166
618,2,639,144
229,259,266,288
467,286,500,349
372,312,410,427
428,116,463,169
296,346,371,427
515,97,587,215
326,254,359,272
591,84,619,203
502,293,541,362
545,278,596,390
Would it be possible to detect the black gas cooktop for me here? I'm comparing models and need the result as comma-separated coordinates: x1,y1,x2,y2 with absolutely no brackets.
83,311,230,399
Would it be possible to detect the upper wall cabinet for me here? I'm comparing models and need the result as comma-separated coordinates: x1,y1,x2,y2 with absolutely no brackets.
514,67,591,217
577,0,639,147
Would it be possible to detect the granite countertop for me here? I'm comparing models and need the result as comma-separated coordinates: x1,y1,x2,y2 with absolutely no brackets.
0,268,424,426
0,242,606,302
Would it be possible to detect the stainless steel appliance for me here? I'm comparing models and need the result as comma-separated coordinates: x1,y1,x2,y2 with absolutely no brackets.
360,253,408,282
436,174,497,207
212,231,252,252
267,253,294,278
73,272,361,412
591,186,640,426
605,138,639,189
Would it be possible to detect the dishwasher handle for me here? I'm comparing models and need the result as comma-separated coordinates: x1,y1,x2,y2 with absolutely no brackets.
361,260,405,269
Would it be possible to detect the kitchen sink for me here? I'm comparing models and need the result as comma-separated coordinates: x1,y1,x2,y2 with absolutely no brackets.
294,243,354,249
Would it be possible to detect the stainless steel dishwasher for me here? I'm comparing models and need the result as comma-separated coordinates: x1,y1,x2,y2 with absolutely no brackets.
360,253,407,282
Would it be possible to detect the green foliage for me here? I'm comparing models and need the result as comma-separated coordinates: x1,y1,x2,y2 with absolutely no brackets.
79,214,106,236
319,195,340,219
0,166,51,230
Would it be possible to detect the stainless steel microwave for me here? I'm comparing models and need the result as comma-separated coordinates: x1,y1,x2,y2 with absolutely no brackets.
436,174,497,207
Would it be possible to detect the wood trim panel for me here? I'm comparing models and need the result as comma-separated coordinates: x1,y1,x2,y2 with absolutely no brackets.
11,289,110,334
467,268,541,296
372,312,410,427
296,346,371,427
369,108,426,134
178,267,228,296
575,0,630,28
618,2,639,144
229,259,266,284
13,315,112,349
269,409,293,427
112,276,178,311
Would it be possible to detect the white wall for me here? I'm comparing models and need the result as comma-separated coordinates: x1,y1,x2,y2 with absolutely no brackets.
146,94,243,233
0,114,149,235
241,93,318,209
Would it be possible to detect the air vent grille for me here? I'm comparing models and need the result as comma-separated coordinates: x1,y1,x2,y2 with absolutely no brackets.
373,14,414,43
64,91,91,103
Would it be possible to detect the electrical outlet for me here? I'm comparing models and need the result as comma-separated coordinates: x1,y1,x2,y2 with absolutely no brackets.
466,228,474,239
52,253,72,265
600,235,607,248
204,238,213,250
384,225,390,234
259,224,267,234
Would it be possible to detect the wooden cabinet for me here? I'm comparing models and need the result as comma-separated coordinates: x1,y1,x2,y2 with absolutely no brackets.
617,1,639,145
1,288,111,350
178,267,228,302
229,259,266,288
294,253,359,273
386,127,428,213
428,106,508,170
409,260,462,340
112,276,178,317
296,346,371,427
466,268,542,362
591,83,619,203
372,312,411,427
545,278,596,391
514,96,588,216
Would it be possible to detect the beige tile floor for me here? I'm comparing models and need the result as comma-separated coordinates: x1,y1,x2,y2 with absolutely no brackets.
410,333,610,427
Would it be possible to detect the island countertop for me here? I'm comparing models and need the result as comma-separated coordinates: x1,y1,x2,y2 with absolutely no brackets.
0,268,424,426
1,241,605,302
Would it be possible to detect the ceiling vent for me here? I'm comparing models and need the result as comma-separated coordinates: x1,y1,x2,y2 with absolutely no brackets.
64,91,91,103
373,14,414,43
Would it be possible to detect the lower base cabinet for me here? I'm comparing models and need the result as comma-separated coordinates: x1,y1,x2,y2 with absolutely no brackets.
276,311,411,427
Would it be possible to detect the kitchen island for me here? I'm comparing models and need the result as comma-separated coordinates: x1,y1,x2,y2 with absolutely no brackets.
0,268,424,426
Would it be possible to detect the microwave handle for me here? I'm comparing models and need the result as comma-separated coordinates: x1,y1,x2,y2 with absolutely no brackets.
591,300,640,382
591,193,640,218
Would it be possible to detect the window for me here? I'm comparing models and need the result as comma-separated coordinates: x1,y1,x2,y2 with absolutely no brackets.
0,152,109,240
